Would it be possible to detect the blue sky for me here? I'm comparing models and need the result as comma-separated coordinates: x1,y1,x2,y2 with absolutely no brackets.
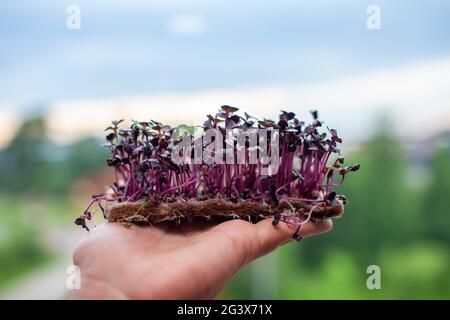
1,0,450,108
0,1,450,147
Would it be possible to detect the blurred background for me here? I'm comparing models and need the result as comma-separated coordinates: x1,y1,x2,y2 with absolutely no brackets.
0,0,449,299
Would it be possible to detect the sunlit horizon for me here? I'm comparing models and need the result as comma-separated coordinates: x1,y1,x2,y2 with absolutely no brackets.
1,55,449,148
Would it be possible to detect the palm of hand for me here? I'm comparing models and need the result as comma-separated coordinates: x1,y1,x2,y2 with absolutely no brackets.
70,218,332,299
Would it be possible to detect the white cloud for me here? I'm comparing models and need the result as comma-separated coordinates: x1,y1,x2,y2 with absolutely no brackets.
166,14,207,35
44,56,450,145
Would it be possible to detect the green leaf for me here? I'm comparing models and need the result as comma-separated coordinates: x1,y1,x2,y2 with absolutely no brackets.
176,124,195,137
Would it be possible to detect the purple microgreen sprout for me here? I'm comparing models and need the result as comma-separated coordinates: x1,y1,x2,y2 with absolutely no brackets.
76,107,359,231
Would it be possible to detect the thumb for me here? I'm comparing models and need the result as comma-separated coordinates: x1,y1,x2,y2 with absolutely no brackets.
252,218,333,259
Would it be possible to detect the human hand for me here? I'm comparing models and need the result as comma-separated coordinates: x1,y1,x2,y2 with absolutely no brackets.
69,218,332,299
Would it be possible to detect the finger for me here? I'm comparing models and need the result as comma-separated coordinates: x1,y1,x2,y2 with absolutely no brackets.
252,218,333,259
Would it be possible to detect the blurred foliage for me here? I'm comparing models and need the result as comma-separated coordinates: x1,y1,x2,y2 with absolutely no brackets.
422,147,450,243
299,119,422,266
225,119,450,299
0,115,449,298
0,117,107,195
0,197,53,289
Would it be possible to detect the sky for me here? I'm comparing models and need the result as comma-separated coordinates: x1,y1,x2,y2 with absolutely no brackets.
1,0,450,146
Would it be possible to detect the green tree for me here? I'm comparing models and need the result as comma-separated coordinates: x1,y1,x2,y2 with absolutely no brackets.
0,116,107,196
300,117,420,266
421,135,450,243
